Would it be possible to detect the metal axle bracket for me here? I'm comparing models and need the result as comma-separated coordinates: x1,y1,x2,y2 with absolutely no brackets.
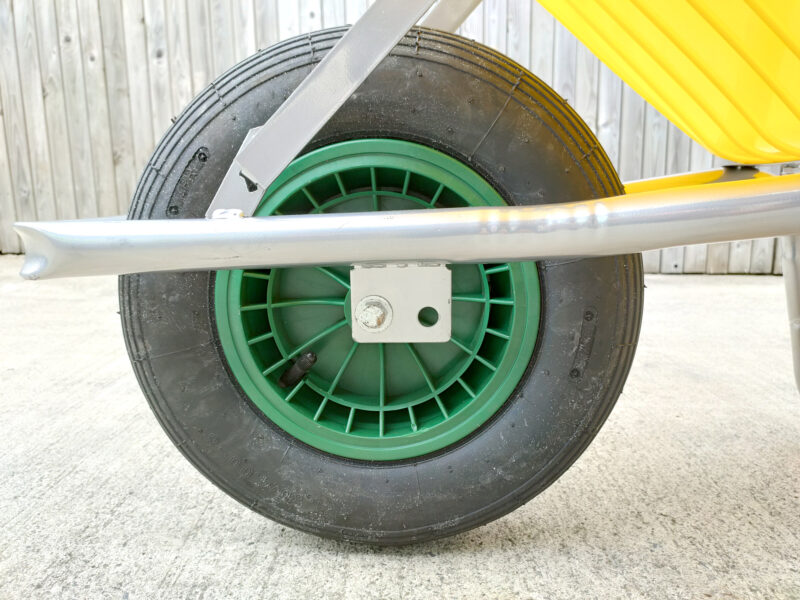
350,263,451,343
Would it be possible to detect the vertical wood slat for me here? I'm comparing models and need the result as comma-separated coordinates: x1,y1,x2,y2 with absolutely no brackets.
13,1,57,222
0,0,37,229
77,0,119,217
98,0,137,213
121,0,155,175
0,0,790,269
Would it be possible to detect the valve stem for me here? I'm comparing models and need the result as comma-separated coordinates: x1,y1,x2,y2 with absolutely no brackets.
278,352,317,388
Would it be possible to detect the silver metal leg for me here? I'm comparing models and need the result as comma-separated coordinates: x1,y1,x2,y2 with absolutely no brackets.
205,0,437,217
781,235,800,393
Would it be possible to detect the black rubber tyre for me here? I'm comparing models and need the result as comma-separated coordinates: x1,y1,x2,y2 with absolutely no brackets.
120,27,643,545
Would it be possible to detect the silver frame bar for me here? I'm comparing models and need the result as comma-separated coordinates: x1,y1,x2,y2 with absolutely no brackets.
14,173,800,280
205,0,437,217
420,0,483,33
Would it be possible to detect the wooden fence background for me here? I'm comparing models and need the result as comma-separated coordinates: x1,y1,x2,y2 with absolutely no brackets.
0,0,789,272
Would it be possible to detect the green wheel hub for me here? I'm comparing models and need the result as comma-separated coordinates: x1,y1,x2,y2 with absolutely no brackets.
215,139,541,460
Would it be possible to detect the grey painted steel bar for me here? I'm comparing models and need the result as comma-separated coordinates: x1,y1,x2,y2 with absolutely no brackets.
14,174,800,280
205,0,437,217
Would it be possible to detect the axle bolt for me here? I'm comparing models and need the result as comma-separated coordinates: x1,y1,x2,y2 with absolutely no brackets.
355,295,393,333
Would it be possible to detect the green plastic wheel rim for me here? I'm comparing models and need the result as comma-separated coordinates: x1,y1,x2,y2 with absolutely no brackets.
214,139,540,460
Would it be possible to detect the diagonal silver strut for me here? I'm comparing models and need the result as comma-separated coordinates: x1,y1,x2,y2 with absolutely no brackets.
206,0,438,217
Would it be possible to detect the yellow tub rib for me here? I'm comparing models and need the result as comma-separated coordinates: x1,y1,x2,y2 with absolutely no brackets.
539,0,800,164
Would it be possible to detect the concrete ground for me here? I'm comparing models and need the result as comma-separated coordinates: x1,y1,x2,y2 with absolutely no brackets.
0,254,798,600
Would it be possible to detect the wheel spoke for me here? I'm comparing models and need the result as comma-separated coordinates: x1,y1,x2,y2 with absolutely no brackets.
242,271,270,280
429,183,445,206
301,186,319,208
405,343,448,418
379,344,386,437
473,354,498,372
370,167,379,211
247,331,275,346
334,172,347,196
485,328,510,340
452,293,488,303
314,266,350,289
401,170,411,195
345,407,356,433
449,336,474,355
484,264,510,275
407,406,418,432
316,342,358,422
271,297,345,308
240,303,270,312
456,377,476,398
489,298,514,306
284,380,305,403
287,319,348,358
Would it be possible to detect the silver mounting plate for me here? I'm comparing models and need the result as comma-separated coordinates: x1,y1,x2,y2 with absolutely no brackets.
350,263,451,343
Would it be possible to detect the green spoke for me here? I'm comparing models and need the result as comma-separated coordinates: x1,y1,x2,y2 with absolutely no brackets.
240,303,270,312
247,331,275,346
408,406,418,432
402,170,411,195
484,264,510,275
370,167,379,210
242,271,270,280
452,293,488,303
489,298,514,306
456,377,477,398
287,319,348,359
314,266,350,289
334,172,347,196
449,336,474,354
262,357,289,377
379,344,386,437
326,342,360,397
271,297,346,308
313,397,329,421
429,183,445,206
301,187,319,208
345,407,356,433
405,343,448,418
473,354,498,372
485,328,510,340
284,380,305,403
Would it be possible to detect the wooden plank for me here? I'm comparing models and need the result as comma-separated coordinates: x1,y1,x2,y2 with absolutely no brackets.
121,0,155,173
255,0,280,49
484,0,508,56
166,0,194,116
186,0,214,93
750,238,776,274
0,89,19,252
662,123,691,272
530,1,554,85
143,0,173,142
574,42,598,133
76,0,118,217
617,86,644,181
551,24,576,103
13,1,57,222
231,0,257,61
98,0,137,214
278,0,300,40
35,0,77,221
641,105,667,273
299,0,323,34
208,0,235,74
321,0,345,30
506,0,531,68
56,0,98,218
595,63,622,169
0,0,36,224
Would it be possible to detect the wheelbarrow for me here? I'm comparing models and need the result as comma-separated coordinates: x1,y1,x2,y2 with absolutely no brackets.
13,0,800,545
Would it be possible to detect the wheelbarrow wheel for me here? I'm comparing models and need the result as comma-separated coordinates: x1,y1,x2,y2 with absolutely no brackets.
120,27,643,545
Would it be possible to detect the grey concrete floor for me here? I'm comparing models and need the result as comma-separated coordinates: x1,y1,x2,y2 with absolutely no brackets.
0,254,798,599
